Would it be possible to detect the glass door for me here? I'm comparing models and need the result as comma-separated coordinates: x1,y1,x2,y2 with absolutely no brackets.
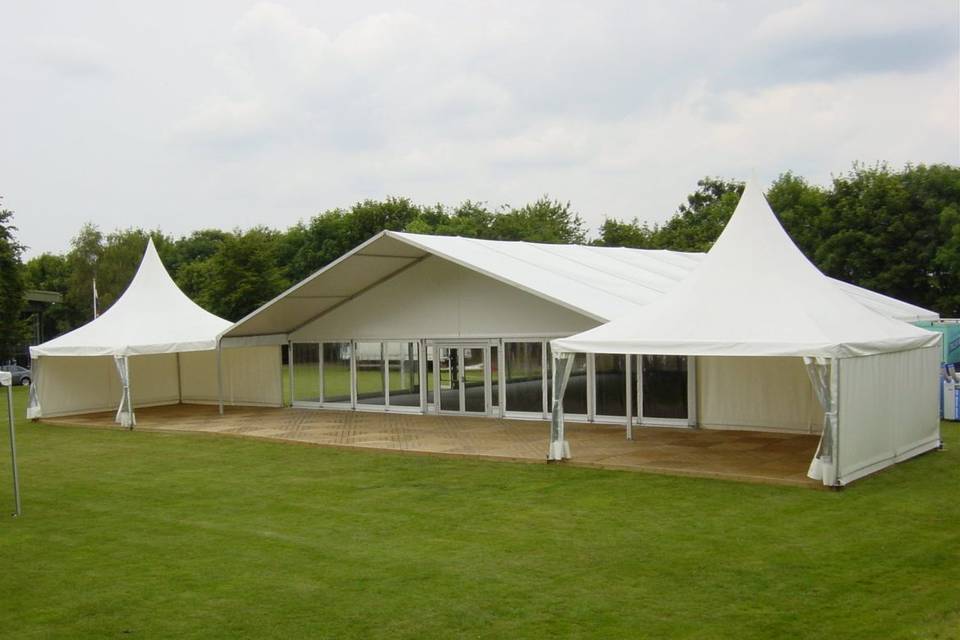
434,343,488,415
461,346,486,413
437,346,461,413
636,354,692,427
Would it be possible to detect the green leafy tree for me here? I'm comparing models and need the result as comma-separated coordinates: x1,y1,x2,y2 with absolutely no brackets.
61,223,104,325
199,227,288,320
22,252,73,337
653,178,744,251
407,201,497,238
812,164,960,313
0,199,27,360
595,217,658,248
490,197,587,243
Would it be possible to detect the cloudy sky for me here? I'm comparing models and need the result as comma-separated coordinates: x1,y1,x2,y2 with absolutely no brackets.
2,0,958,258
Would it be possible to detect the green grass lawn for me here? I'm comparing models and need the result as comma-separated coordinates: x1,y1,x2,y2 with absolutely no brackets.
1,386,958,639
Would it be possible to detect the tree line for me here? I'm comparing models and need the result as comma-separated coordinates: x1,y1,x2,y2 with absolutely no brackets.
11,162,960,354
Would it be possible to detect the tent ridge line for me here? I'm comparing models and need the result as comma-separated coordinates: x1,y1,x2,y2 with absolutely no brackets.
465,237,654,307
524,243,675,295
585,245,701,280
392,233,613,323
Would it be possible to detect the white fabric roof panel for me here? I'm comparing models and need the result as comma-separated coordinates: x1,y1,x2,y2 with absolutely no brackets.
828,279,938,323
31,240,232,357
224,219,938,340
552,181,940,359
226,235,426,338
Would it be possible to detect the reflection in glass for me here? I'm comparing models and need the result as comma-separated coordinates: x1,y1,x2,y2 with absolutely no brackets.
462,347,486,413
505,342,543,413
387,341,420,408
562,353,588,415
595,354,626,416
438,347,460,412
491,346,499,408
292,343,320,403
355,341,385,405
322,342,352,404
642,355,688,419
426,345,435,408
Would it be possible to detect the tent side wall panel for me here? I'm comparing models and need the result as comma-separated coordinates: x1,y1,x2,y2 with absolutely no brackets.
129,353,180,407
35,356,123,417
837,345,941,485
696,356,823,433
291,256,599,341
179,346,283,407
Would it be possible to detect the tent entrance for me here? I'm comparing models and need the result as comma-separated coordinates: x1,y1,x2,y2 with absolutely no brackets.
635,355,693,428
433,343,489,415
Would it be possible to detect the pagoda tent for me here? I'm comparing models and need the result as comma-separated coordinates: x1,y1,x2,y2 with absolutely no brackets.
27,239,282,426
551,181,941,487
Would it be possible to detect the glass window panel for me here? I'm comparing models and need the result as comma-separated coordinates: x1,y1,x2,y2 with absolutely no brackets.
462,347,486,413
505,341,543,413
546,344,587,416
426,345,435,407
595,354,626,416
322,342,352,404
491,346,499,408
642,355,688,419
387,341,420,408
292,343,320,403
562,353,588,415
355,342,385,405
438,347,460,412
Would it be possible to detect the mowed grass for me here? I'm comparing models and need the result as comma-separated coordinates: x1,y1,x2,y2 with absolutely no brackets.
0,387,958,639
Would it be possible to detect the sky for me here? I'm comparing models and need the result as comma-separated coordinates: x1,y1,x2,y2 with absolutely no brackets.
2,0,958,259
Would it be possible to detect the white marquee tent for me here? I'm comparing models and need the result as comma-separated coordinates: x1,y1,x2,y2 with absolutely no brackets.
27,239,282,426
551,181,942,486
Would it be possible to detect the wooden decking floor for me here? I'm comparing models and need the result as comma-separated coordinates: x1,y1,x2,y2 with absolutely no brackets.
43,404,822,487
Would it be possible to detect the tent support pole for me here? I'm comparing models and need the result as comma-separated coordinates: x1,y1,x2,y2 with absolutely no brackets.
831,357,840,486
217,340,224,416
176,352,182,405
126,356,135,430
7,384,21,517
625,355,633,440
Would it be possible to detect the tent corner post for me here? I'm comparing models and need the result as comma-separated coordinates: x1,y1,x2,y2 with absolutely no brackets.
548,351,576,462
831,357,840,486
217,340,224,416
113,355,136,430
125,355,135,430
625,354,633,441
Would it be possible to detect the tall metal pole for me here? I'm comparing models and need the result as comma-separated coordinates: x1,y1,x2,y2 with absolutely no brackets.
176,352,183,404
7,384,21,517
217,341,224,416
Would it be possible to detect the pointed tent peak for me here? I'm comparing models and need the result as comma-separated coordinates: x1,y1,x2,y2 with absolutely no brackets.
552,173,939,359
110,236,180,310
30,234,231,357
700,174,824,282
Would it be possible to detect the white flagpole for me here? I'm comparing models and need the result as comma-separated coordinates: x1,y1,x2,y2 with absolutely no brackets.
7,383,21,517
92,277,99,319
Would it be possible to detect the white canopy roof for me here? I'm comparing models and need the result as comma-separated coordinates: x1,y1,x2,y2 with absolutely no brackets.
552,181,940,359
31,239,231,357
225,230,935,339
